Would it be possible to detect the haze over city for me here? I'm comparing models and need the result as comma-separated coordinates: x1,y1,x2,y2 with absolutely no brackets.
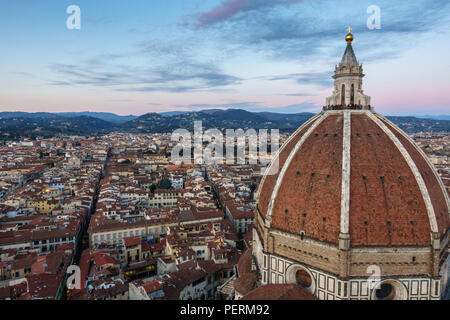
1,0,450,116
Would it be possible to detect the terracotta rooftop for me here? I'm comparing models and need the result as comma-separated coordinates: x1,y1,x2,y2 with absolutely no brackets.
242,284,317,300
123,236,141,247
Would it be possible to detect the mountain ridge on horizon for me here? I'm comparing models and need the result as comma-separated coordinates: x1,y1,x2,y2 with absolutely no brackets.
2,108,450,119
1,109,450,141
0,111,137,124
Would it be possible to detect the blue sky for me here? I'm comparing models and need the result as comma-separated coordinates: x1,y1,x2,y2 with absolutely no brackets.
1,0,450,116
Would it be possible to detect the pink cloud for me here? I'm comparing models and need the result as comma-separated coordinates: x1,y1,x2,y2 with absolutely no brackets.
196,0,302,27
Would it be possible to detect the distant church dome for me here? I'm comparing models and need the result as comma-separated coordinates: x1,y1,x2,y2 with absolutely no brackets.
244,29,450,301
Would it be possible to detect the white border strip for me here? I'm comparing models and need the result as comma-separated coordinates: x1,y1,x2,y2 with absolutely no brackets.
266,113,329,222
340,111,351,234
367,112,438,233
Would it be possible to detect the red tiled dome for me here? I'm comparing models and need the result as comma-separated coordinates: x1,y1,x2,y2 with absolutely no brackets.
256,111,449,247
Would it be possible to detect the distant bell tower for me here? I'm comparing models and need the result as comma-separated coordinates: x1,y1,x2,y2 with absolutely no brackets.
325,27,371,110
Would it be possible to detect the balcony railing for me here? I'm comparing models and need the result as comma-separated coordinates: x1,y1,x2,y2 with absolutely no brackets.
323,104,371,111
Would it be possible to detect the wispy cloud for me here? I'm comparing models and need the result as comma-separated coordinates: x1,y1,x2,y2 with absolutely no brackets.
48,44,241,93
188,0,450,63
294,72,333,87
48,0,450,96
283,93,315,97
259,71,332,87
195,0,303,27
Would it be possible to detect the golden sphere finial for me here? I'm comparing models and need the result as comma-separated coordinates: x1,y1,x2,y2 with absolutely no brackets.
346,25,354,44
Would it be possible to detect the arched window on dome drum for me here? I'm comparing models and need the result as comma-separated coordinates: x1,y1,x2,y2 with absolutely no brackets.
295,269,312,288
375,283,395,300
341,84,345,105
350,84,355,105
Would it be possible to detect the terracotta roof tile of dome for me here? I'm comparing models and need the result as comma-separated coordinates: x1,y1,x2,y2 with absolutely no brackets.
270,113,343,244
242,284,317,300
257,110,449,247
257,114,322,218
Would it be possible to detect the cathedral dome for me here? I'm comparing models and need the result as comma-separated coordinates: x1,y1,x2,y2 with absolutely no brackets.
247,30,450,300
256,111,449,247
256,29,449,249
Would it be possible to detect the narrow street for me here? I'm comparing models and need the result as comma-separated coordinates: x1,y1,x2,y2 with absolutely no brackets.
69,146,112,267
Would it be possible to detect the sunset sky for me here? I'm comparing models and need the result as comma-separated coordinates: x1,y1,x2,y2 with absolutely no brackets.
1,0,450,116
